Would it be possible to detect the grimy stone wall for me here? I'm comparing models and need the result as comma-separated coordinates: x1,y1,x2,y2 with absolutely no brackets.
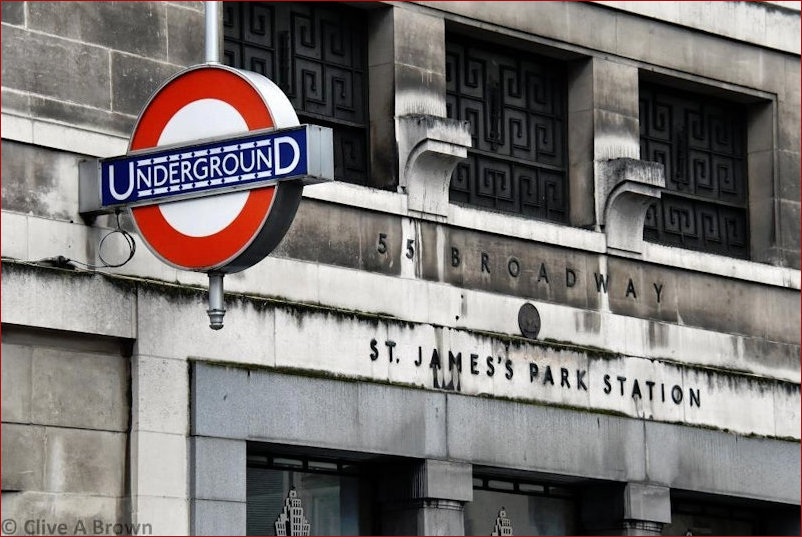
1,1,204,224
1,2,203,534
1,1,800,535
0,1,203,139
1,328,130,533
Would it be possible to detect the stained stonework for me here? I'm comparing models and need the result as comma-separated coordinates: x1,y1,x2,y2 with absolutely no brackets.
1,2,799,536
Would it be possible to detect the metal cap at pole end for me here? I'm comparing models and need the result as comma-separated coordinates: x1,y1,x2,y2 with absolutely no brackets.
207,272,226,330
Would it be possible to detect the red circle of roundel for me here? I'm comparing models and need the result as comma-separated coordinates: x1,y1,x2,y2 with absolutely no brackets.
130,67,276,270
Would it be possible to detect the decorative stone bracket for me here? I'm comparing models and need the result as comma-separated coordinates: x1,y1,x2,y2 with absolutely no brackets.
397,114,472,219
599,158,665,254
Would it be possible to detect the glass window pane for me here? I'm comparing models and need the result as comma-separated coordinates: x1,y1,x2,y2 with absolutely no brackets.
247,467,365,536
487,480,515,491
273,457,304,469
517,483,545,494
308,460,339,472
464,488,577,536
662,512,756,536
547,486,572,498
248,468,287,536
662,500,759,536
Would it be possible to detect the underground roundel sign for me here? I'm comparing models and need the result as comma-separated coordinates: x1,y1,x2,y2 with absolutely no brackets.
100,64,333,273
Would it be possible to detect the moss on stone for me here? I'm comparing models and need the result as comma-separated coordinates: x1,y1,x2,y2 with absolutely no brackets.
190,358,801,442
4,259,799,397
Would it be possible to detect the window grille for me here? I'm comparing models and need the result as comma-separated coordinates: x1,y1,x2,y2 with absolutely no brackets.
224,2,369,185
446,37,568,222
640,84,748,258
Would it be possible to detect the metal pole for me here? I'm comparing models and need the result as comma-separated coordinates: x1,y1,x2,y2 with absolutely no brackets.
207,272,226,330
205,2,222,328
205,1,219,63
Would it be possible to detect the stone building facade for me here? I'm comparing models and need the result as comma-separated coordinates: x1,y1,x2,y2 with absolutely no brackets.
1,1,800,535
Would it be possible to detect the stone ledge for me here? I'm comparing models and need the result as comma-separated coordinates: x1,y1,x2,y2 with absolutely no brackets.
192,362,802,504
2,242,799,384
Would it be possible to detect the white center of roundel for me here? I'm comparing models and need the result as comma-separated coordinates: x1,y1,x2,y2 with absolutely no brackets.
156,99,251,237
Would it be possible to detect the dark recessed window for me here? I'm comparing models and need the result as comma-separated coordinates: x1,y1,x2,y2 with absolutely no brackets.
246,453,373,536
224,2,369,185
640,84,748,258
446,37,568,222
662,498,758,535
464,476,577,535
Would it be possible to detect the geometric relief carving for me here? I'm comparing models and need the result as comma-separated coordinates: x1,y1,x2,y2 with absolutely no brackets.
446,38,567,222
274,488,311,536
491,507,513,536
643,194,748,258
640,84,748,257
224,1,368,185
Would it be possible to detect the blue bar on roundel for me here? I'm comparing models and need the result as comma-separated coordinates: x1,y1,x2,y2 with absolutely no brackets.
100,125,310,209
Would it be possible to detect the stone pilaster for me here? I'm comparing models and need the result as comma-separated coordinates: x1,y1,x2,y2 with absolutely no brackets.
581,483,671,536
379,460,473,536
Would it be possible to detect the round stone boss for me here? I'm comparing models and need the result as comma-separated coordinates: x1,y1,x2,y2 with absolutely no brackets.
518,302,541,339
128,64,303,273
